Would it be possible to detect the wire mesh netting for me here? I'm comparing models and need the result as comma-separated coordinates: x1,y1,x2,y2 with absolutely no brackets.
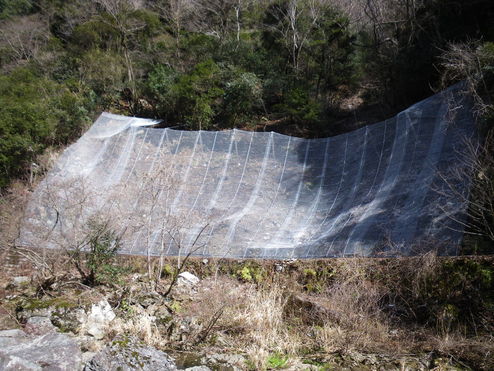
19,85,474,258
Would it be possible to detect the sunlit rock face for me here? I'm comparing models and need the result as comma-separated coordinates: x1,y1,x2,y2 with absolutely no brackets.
19,85,475,258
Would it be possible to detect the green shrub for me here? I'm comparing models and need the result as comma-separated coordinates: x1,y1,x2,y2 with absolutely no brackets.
53,88,91,144
79,49,126,101
222,71,263,126
276,87,322,125
146,60,225,129
146,64,178,118
0,68,56,187
70,219,126,286
0,67,92,187
179,33,219,66
266,353,288,369
0,0,33,19
386,257,494,333
71,20,120,52
239,266,253,282
235,263,265,283
177,59,224,129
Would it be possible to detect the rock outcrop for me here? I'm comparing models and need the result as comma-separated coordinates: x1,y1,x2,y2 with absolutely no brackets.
177,272,200,287
83,300,116,340
0,328,82,370
84,335,177,371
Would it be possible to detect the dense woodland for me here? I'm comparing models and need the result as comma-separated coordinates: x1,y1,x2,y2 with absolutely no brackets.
0,0,493,189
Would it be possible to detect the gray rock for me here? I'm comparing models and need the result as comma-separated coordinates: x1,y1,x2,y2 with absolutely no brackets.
201,353,245,369
185,367,211,371
51,307,86,334
82,351,97,365
12,276,30,287
130,273,144,282
132,292,162,309
84,300,115,340
0,329,82,370
84,335,177,371
17,306,53,322
15,297,87,335
24,316,56,335
0,329,28,347
285,362,318,370
0,329,27,338
0,356,39,370
177,272,200,287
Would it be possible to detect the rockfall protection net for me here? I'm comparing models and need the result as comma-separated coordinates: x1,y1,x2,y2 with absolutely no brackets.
19,85,474,258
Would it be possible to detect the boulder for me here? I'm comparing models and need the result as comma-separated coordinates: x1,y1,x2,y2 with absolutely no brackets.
24,316,56,335
0,328,82,370
84,335,177,371
201,353,246,369
17,298,86,335
177,272,200,287
84,300,116,340
131,291,163,309
51,307,86,334
12,276,30,287
0,329,28,346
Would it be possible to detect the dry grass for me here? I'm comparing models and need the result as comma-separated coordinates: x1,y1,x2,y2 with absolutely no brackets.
173,255,493,368
184,276,255,342
185,276,304,369
314,264,390,353
2,251,493,369
0,180,31,249
110,307,165,348
0,146,65,282
235,282,303,368
184,264,394,368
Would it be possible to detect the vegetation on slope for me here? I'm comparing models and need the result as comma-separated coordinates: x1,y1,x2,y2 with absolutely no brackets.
0,2,493,367
0,0,493,188
1,250,493,369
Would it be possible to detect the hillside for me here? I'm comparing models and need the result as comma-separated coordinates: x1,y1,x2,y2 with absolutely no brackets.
0,0,494,370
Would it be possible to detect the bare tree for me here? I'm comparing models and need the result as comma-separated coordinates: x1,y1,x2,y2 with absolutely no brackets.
331,0,424,37
95,0,147,110
174,0,257,49
265,0,329,72
0,15,50,68
435,41,494,247
20,155,211,288
437,133,494,243
190,0,237,40
439,41,494,118
99,144,212,288
37,0,99,42
153,0,196,60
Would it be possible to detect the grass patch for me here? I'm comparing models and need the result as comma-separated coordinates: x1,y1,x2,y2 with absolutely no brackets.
266,353,288,369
